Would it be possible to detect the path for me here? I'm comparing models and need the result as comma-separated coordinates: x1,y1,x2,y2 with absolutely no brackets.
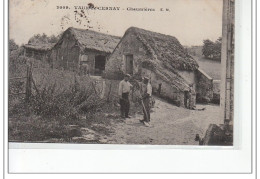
105,98,222,145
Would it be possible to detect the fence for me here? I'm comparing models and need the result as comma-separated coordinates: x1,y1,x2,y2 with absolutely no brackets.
9,64,33,103
9,58,143,109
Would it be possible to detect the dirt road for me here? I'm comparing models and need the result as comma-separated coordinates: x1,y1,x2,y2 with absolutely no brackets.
105,98,222,145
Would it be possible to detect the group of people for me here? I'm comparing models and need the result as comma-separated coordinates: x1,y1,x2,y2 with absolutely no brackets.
118,74,152,125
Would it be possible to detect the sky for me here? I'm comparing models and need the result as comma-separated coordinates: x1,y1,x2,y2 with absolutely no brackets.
9,0,223,46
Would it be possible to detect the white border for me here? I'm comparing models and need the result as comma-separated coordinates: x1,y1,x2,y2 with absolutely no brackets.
2,0,255,175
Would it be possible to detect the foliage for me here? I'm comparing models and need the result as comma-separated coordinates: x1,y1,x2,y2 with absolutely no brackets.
9,65,116,142
9,39,19,52
30,67,105,119
30,82,103,119
202,37,222,61
8,115,71,142
186,46,203,57
9,40,27,78
28,33,62,44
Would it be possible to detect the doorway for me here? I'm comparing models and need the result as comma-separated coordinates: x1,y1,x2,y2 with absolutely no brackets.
125,54,133,75
94,55,106,75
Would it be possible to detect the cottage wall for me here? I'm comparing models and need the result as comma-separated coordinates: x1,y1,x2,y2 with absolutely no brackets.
141,68,187,107
195,68,214,102
177,70,196,91
52,32,80,72
105,33,149,78
103,79,141,104
79,50,108,75
177,70,197,108
51,31,110,75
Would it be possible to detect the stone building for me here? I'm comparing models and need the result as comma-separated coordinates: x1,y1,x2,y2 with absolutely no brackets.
105,27,208,108
195,68,214,103
50,27,120,75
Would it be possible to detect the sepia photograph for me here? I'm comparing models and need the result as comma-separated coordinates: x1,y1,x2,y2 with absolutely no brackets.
8,0,234,146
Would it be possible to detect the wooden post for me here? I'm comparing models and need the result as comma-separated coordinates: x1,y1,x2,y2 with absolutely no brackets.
25,63,32,103
25,66,29,102
220,0,235,126
107,82,112,102
25,66,30,102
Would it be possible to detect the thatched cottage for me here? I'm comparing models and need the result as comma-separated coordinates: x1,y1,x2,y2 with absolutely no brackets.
105,27,202,108
23,43,55,61
50,27,120,75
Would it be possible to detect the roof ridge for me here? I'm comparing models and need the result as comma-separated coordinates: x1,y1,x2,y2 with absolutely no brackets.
58,27,120,53
68,27,121,39
126,26,178,40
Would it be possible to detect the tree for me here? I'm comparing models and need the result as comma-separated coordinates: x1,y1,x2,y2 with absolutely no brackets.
202,39,214,59
49,35,60,43
202,37,222,61
213,37,222,59
9,39,19,52
28,33,61,44
9,39,27,76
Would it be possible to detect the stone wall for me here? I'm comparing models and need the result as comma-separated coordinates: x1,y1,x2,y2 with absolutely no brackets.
103,79,142,104
195,68,213,103
103,79,120,102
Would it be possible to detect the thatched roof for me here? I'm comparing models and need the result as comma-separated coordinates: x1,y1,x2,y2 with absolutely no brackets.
125,27,198,71
141,59,191,91
66,27,121,53
24,43,55,51
124,27,199,91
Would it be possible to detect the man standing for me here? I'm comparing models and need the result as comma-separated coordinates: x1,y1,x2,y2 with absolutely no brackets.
140,77,152,125
188,84,196,109
118,74,132,118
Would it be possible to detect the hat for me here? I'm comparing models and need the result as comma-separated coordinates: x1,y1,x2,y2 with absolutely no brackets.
143,76,149,80
143,76,149,82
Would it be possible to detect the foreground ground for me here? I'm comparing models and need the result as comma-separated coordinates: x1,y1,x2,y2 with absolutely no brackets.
9,97,222,145
105,99,222,145
71,98,222,145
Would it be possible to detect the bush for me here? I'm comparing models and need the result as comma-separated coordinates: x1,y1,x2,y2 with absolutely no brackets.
9,61,118,142
30,73,104,120
9,47,27,78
